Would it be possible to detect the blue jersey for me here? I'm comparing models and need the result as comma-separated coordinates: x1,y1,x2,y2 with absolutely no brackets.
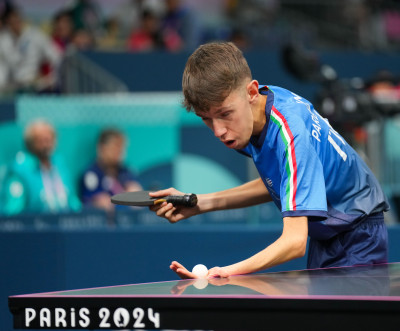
241,85,389,240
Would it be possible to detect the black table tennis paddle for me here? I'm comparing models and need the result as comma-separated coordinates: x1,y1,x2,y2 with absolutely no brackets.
111,190,198,207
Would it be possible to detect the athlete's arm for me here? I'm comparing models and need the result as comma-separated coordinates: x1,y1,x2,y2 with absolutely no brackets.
199,177,272,212
208,216,308,277
149,178,271,223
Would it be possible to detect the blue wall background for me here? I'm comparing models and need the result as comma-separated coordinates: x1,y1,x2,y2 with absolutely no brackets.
83,50,400,100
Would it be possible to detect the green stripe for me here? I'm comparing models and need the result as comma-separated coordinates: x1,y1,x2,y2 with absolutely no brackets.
271,115,292,211
284,161,291,210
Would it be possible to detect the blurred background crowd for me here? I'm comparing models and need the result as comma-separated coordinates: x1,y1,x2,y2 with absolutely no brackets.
0,0,399,95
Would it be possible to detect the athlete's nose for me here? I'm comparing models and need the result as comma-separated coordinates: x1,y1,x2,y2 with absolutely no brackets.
212,119,227,139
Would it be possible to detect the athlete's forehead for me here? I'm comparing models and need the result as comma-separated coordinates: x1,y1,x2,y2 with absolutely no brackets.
194,88,245,117
195,105,231,117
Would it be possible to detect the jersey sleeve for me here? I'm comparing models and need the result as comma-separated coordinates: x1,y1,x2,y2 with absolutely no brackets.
271,107,328,221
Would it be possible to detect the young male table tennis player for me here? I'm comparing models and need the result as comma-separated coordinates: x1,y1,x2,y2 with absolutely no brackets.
149,42,389,279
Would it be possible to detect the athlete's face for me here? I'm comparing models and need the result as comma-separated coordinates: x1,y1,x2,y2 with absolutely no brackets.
196,81,261,150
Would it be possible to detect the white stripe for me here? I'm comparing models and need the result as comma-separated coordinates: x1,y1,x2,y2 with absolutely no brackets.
328,135,347,161
271,110,295,210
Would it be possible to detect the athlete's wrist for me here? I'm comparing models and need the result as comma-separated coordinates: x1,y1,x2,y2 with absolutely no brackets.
197,193,220,213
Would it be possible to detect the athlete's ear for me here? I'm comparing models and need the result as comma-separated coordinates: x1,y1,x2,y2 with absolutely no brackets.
246,80,259,103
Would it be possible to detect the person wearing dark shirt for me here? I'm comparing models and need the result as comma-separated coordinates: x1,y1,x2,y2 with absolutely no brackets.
80,128,142,212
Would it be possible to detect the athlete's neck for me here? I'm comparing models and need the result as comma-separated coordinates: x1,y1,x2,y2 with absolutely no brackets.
252,94,267,136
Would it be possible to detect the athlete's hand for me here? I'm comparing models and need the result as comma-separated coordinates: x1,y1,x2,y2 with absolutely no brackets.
149,188,200,223
207,266,230,279
170,261,198,279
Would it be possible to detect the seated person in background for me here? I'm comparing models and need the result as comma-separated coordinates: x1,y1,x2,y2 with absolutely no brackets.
0,6,61,94
51,10,75,55
0,120,81,215
127,9,164,52
80,128,142,212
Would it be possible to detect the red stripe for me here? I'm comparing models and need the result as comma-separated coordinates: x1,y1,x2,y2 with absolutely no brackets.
272,106,298,210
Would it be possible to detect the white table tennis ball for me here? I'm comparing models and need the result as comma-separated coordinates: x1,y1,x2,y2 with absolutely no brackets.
192,264,208,278
193,278,208,290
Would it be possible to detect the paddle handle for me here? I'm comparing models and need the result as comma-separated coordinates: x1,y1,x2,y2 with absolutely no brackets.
165,193,198,207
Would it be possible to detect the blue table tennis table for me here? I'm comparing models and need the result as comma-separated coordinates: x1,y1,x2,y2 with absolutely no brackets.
8,263,400,330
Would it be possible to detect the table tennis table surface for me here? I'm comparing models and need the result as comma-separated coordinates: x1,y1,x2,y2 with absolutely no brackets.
9,263,400,330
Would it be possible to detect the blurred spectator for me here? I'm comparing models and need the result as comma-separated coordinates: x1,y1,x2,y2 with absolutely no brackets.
345,0,389,50
226,0,282,49
0,0,13,29
0,6,62,94
69,28,96,51
66,0,103,44
186,0,231,41
98,18,125,51
161,0,202,51
111,0,166,40
51,10,75,54
80,129,142,212
383,5,400,47
127,9,164,52
342,0,400,50
0,120,81,215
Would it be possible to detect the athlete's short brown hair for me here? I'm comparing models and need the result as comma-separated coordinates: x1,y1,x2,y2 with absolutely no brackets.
182,42,252,113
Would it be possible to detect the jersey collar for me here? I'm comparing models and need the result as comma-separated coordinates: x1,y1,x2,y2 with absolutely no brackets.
250,85,274,148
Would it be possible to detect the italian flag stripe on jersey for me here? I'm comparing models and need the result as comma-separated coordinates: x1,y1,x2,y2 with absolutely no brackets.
270,106,298,211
